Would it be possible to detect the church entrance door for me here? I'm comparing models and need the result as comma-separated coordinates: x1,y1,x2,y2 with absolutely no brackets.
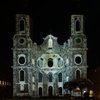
48,86,53,96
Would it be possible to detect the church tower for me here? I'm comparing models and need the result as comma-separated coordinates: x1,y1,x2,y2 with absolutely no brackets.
12,14,33,96
68,15,88,81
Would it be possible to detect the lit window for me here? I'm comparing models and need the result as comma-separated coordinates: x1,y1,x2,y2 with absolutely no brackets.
5,82,6,85
2,81,4,86
89,90,93,97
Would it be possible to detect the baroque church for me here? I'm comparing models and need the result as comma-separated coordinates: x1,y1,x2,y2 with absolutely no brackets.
12,14,88,97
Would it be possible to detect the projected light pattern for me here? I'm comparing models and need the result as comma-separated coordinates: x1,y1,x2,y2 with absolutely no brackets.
12,14,88,97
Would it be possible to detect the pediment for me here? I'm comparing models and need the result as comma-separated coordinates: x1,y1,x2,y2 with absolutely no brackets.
43,34,57,41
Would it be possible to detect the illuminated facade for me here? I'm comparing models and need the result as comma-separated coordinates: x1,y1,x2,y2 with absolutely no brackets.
12,14,88,97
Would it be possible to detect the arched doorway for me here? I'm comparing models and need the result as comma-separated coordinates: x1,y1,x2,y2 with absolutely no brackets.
59,87,62,95
39,87,42,96
48,86,53,96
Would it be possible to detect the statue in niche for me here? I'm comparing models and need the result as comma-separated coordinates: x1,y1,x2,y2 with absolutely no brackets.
32,59,35,65
48,35,53,49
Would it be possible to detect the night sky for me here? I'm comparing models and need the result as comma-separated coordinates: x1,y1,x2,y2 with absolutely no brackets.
0,0,100,81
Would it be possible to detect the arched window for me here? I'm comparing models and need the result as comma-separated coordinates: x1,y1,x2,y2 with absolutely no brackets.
58,73,62,82
76,20,80,31
49,73,52,82
20,70,25,81
20,20,24,31
76,70,80,79
39,72,42,82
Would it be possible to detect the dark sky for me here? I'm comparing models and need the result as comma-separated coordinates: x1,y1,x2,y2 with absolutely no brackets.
0,0,100,81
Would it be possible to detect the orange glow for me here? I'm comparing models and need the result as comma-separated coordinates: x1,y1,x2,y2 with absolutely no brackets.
89,90,93,97
0,80,1,85
2,81,4,85
0,80,10,86
5,81,6,85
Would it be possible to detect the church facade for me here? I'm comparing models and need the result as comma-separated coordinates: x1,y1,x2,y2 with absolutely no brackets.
12,14,88,97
